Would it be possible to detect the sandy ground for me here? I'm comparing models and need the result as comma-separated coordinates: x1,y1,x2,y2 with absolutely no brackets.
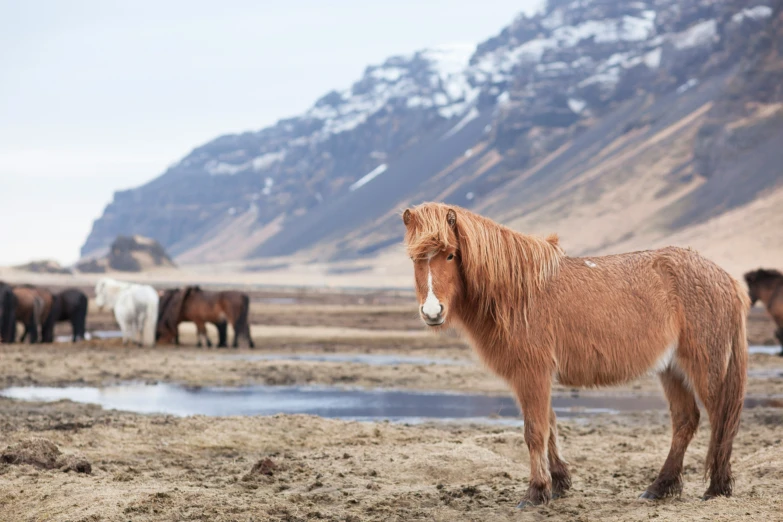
1,399,782,522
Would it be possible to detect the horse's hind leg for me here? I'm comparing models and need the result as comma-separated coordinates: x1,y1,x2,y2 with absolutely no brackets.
548,407,571,498
510,373,553,507
640,369,699,500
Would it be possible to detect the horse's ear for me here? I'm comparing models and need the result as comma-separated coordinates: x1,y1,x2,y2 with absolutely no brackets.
402,209,413,226
446,209,457,228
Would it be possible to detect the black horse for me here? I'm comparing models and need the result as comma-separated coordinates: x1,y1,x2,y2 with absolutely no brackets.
42,288,88,343
0,282,18,343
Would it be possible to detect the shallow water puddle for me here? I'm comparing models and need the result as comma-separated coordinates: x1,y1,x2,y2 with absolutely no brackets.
749,345,782,355
2,384,780,424
208,353,472,366
0,384,668,423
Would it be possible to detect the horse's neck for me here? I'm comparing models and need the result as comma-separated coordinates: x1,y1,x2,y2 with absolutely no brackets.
762,281,783,307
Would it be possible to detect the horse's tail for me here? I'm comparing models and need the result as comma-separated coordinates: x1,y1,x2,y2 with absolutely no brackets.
142,291,159,347
235,293,251,344
704,278,749,494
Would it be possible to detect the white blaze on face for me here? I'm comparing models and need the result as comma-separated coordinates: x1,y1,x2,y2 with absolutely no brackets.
421,259,441,319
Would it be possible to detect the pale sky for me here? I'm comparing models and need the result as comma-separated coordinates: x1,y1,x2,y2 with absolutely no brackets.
0,0,542,266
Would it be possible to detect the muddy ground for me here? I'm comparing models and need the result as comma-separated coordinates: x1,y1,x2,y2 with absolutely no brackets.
2,289,783,521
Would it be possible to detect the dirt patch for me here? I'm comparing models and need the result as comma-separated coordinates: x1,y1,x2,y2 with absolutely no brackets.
2,437,91,473
243,457,279,480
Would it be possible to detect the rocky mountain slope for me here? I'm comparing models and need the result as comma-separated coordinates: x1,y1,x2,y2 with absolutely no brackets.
82,0,783,275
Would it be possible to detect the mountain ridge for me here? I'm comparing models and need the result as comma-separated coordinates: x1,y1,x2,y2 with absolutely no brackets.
82,0,783,275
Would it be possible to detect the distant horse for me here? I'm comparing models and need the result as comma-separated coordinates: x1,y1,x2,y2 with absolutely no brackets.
95,277,159,347
157,286,253,348
744,268,783,356
13,285,53,344
42,288,89,343
0,282,18,343
402,203,748,507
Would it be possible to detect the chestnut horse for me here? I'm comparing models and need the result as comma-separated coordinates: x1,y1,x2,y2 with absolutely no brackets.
157,286,252,348
402,203,748,507
744,268,783,356
13,285,53,344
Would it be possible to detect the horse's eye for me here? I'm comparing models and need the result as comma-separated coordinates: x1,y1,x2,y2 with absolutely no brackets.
446,253,454,261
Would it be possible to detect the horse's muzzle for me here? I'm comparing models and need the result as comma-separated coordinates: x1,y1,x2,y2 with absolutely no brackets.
420,304,445,326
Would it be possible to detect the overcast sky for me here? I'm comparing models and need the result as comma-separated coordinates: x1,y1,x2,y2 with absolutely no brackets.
0,0,542,266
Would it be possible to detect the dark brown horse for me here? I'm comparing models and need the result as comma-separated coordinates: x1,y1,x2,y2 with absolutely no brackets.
13,285,53,344
42,288,89,343
0,281,18,343
157,286,253,348
745,268,783,356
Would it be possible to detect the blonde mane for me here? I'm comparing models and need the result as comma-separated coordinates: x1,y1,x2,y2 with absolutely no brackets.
403,202,564,331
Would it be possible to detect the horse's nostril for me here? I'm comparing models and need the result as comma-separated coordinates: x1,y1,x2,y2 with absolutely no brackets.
439,304,444,314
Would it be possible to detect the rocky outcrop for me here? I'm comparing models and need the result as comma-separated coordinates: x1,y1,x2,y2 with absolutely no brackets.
76,235,176,273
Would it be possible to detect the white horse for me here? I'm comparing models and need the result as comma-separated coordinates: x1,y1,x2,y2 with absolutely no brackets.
94,277,159,347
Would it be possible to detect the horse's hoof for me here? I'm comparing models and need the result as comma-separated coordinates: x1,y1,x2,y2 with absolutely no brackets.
639,490,660,500
516,495,548,509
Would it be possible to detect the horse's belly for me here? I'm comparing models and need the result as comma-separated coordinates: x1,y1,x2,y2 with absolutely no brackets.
554,339,676,388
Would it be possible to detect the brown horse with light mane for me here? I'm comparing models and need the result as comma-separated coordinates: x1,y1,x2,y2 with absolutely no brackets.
402,203,748,507
744,268,783,356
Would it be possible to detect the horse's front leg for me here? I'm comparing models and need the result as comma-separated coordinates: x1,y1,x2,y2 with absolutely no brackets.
510,372,553,507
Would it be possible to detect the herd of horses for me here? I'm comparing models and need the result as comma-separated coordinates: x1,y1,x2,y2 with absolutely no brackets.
0,277,253,348
402,202,783,507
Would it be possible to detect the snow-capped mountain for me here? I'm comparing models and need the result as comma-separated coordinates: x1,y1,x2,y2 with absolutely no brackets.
82,0,783,269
